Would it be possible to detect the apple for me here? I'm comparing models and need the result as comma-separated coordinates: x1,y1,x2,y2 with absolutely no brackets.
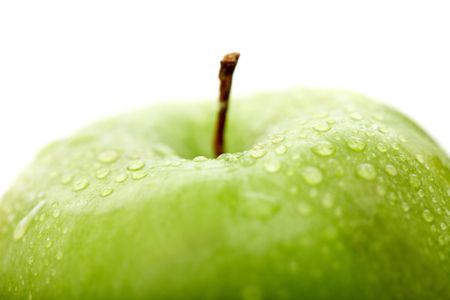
0,74,449,298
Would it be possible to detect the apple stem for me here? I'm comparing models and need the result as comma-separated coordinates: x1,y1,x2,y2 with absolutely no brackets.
214,52,240,157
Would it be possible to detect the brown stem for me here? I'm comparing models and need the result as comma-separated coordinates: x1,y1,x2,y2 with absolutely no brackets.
214,52,240,157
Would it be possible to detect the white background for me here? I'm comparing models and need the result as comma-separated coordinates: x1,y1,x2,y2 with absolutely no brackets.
0,1,449,195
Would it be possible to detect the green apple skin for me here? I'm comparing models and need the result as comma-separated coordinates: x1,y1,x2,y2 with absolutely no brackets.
0,88,449,300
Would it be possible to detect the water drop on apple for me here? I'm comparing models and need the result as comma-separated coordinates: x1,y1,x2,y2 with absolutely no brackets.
263,158,281,173
346,137,366,152
422,209,434,223
97,150,119,164
275,145,287,155
409,174,421,188
60,174,73,185
72,179,89,192
115,173,128,183
127,160,145,171
312,142,335,157
385,164,398,176
100,187,114,197
13,200,46,241
193,156,208,162
301,166,323,185
95,168,110,179
376,143,387,153
271,135,285,144
312,123,331,132
132,171,148,180
250,148,266,159
356,163,377,180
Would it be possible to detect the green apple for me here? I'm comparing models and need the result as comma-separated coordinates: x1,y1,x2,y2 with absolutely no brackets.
0,88,449,299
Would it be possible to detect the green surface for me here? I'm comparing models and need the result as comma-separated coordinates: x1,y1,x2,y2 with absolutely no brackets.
0,88,449,299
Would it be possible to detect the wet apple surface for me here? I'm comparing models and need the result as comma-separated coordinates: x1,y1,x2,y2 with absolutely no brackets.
0,88,449,299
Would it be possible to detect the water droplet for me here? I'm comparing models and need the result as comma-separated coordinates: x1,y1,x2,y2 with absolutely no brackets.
127,160,145,171
313,123,331,132
356,163,377,180
60,174,73,185
271,135,285,144
440,222,447,230
52,209,61,218
414,154,424,164
115,173,128,183
409,174,421,188
193,156,208,162
97,150,119,163
350,112,363,120
312,141,335,157
13,201,46,240
438,235,447,246
346,137,366,152
132,170,148,180
422,209,434,223
218,153,238,163
322,194,334,208
376,143,387,153
378,126,389,134
418,189,425,198
99,187,114,197
72,179,89,192
239,156,255,167
297,203,312,215
275,145,287,155
401,202,410,212
301,166,323,185
27,256,34,265
385,164,398,176
263,158,281,173
250,148,266,159
56,250,63,260
95,168,110,179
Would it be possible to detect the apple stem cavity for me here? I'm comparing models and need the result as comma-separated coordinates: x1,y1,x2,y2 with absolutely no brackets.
214,52,240,157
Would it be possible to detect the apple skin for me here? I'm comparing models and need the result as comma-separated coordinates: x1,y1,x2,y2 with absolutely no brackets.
0,88,449,300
